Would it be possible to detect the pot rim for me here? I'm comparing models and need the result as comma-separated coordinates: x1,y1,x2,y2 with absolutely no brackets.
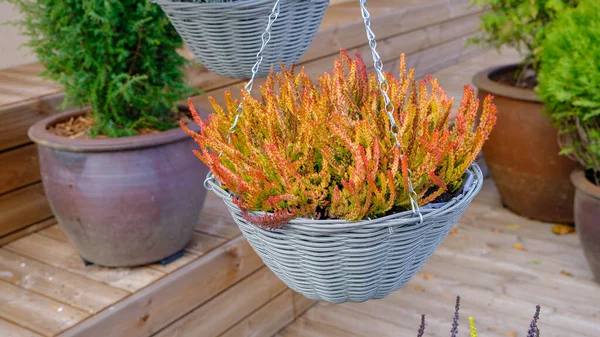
28,106,203,153
472,64,540,103
571,169,600,200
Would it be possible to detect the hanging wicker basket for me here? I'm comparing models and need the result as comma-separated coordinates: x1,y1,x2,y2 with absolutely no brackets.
154,0,329,79
206,164,484,303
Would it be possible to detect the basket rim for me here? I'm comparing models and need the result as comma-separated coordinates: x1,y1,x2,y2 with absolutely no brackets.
207,163,484,232
154,0,328,10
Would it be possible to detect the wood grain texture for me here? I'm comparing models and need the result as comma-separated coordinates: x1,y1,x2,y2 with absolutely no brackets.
0,281,88,337
5,233,165,292
219,289,294,337
0,144,40,195
154,266,287,337
0,218,56,247
0,318,44,337
58,236,263,337
0,249,129,314
0,183,52,237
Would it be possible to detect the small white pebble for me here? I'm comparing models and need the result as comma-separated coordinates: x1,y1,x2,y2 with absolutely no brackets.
57,306,64,313
20,263,26,268
48,276,54,281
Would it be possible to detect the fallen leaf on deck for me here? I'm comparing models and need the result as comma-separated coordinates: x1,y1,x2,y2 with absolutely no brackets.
512,243,527,251
489,328,499,333
411,284,426,292
528,260,541,265
492,228,503,233
418,273,435,280
504,330,517,337
506,224,521,231
552,224,576,236
444,295,454,300
561,270,573,277
449,228,459,235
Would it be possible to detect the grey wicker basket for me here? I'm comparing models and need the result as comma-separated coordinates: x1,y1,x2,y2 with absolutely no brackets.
154,0,329,79
206,164,484,303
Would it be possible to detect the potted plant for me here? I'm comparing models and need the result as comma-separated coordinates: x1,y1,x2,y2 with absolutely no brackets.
154,0,330,79
10,0,209,266
537,0,600,281
470,0,579,223
182,49,497,302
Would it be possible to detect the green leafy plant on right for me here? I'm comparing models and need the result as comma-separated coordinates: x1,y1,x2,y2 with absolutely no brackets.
470,0,577,86
537,0,600,185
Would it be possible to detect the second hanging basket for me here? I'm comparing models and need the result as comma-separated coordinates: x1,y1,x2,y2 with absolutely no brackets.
154,0,329,79
206,165,484,303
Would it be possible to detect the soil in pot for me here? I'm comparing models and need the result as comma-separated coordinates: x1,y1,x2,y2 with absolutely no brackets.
473,64,579,224
571,169,600,282
29,109,209,267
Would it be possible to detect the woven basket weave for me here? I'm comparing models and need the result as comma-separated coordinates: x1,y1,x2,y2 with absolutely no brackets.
154,0,329,79
207,164,484,303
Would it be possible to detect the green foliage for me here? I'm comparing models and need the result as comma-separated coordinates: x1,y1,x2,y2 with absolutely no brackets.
8,0,196,137
470,0,577,75
537,0,600,176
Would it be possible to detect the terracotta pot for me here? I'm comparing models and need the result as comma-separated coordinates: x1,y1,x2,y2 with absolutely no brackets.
473,64,578,223
571,170,600,281
28,110,209,267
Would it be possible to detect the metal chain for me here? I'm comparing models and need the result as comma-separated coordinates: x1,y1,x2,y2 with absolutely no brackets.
204,0,281,191
359,0,423,224
227,0,281,142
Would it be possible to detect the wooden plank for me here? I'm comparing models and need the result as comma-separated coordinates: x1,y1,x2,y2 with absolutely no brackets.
38,225,227,274
0,218,55,247
219,289,294,337
37,225,69,242
196,210,242,240
0,318,44,337
292,291,315,318
0,92,65,152
185,231,227,256
303,303,417,337
58,236,263,337
154,266,286,337
0,249,129,314
0,183,52,237
0,281,88,337
276,317,363,337
0,144,40,195
5,233,165,292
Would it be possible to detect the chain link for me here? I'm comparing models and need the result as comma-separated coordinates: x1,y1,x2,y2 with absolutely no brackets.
205,0,281,191
227,0,281,142
359,0,422,224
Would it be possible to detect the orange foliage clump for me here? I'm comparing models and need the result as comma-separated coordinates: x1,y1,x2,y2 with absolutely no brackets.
183,50,497,228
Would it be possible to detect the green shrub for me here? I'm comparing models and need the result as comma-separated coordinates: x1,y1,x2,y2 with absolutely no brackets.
470,0,577,80
8,0,196,137
537,0,600,180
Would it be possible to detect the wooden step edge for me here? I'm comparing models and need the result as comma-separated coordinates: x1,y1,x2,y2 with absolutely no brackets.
57,236,264,337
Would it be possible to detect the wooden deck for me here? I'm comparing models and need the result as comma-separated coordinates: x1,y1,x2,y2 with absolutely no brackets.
3,1,597,335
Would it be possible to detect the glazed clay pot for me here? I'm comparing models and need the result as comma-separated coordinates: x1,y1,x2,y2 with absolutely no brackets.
571,170,600,282
473,65,578,223
29,110,209,267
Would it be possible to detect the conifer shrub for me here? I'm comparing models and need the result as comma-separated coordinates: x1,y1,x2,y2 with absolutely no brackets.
8,0,195,137
470,0,577,84
537,0,600,183
183,51,497,228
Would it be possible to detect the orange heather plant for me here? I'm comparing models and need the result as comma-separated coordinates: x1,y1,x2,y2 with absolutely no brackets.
183,50,497,229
